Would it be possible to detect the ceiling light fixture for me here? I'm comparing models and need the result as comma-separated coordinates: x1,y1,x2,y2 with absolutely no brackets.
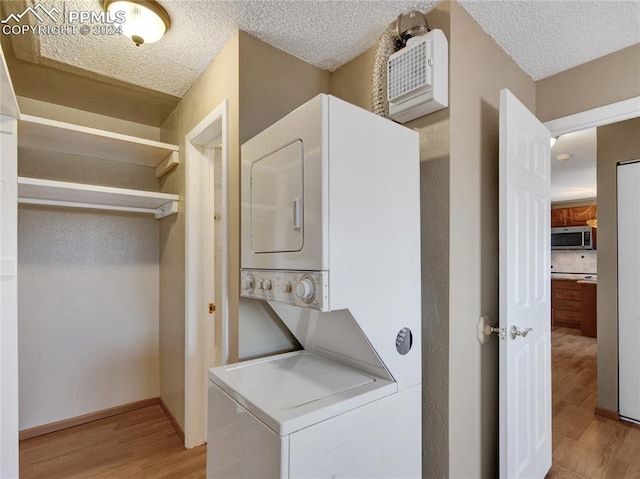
102,0,171,47
550,137,557,147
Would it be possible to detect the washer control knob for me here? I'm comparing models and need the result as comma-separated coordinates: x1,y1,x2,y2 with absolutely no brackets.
281,282,292,293
295,278,315,301
241,276,254,291
256,280,263,290
263,279,272,291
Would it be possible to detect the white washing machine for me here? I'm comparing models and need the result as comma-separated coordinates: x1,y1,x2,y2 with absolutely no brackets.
207,94,422,478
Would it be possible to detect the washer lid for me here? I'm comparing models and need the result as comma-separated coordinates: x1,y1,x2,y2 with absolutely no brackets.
209,351,396,436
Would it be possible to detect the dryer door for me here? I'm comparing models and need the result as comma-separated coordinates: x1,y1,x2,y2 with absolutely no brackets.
251,140,304,254
241,93,328,271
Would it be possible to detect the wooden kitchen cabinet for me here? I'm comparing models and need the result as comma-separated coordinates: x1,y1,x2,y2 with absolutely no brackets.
550,205,597,227
551,279,582,329
570,205,597,226
551,208,569,227
551,279,597,337
580,282,597,338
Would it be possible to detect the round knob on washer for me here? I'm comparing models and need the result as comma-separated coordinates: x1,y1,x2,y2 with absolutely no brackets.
256,280,263,290
281,282,292,293
241,276,254,291
295,279,315,301
263,279,272,291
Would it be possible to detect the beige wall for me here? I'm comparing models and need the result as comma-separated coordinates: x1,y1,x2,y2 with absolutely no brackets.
406,6,451,477
17,96,161,141
18,206,160,429
159,32,240,428
158,31,330,425
17,109,161,429
329,47,376,111
448,2,536,476
329,1,534,476
236,33,329,360
596,117,640,411
239,33,331,143
2,36,178,127
536,43,640,122
330,4,451,476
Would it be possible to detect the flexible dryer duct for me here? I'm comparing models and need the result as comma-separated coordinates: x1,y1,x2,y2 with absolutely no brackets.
371,11,430,117
371,28,398,117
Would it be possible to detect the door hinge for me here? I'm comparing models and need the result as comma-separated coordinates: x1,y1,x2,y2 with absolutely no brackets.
209,303,215,314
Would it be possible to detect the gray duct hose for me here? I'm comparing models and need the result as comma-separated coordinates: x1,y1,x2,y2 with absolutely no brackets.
371,12,430,117
371,27,398,117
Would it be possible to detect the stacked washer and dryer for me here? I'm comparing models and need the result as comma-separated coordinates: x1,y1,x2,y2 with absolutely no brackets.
206,94,422,478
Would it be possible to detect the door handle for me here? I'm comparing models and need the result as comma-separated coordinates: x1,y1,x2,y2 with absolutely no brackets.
292,197,302,231
510,326,533,340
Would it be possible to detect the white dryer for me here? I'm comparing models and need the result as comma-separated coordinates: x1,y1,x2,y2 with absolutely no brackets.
207,94,422,478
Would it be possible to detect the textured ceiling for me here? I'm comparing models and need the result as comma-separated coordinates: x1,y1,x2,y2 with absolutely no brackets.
6,0,640,97
29,0,438,97
550,128,597,203
459,0,640,81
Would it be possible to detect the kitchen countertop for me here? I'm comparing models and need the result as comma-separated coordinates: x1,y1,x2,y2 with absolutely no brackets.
551,272,597,282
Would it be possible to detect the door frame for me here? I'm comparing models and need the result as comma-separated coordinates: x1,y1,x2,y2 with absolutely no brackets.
184,99,229,448
543,96,640,136
541,96,639,419
0,45,20,479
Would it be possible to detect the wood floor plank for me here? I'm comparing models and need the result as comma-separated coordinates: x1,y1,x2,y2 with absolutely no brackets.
20,327,640,479
548,327,640,479
19,405,205,479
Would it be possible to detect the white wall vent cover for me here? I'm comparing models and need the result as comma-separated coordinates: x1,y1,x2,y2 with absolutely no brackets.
387,29,448,123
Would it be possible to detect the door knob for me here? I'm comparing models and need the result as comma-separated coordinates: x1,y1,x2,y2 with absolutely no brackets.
510,326,533,340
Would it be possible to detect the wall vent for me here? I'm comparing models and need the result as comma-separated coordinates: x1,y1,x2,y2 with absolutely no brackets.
387,29,448,123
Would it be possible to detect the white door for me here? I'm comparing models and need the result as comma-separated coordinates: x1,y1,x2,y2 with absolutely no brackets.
617,161,640,422
499,89,552,479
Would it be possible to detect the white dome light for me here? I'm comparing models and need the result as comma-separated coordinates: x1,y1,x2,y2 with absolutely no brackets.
104,0,171,46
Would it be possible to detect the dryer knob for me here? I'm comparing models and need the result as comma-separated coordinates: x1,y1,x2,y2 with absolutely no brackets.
281,282,292,293
263,280,272,291
295,279,314,301
241,276,254,291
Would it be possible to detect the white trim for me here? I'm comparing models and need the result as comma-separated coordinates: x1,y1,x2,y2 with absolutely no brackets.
184,100,229,448
21,114,179,152
17,176,179,219
0,115,19,479
19,114,178,169
0,44,19,119
155,151,180,178
544,96,640,136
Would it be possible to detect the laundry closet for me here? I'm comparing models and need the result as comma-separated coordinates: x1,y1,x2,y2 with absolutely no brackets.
15,100,180,436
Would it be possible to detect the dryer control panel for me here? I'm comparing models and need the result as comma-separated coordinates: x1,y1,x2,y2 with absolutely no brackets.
241,269,329,311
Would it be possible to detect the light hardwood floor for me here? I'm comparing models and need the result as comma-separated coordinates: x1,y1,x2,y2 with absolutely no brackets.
20,327,640,478
19,405,206,479
548,327,640,479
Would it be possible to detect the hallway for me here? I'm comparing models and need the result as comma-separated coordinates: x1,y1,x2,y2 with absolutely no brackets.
548,327,640,478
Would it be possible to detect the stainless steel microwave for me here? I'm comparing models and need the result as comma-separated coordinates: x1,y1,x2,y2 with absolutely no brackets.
551,226,595,250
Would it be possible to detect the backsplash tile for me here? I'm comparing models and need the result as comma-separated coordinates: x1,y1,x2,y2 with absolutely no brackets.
551,250,597,274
